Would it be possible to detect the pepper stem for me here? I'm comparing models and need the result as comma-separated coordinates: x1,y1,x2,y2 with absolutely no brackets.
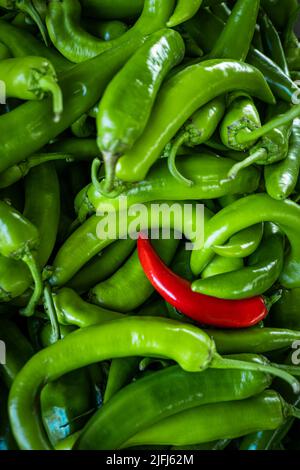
167,132,194,187
91,158,103,193
20,251,43,317
92,154,124,198
270,363,300,378
43,282,61,343
211,354,300,394
38,76,63,122
27,153,74,171
228,148,267,177
101,151,120,196
236,104,300,145
17,0,48,45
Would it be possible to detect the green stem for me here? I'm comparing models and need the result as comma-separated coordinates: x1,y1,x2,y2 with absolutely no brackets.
271,363,300,377
236,104,300,144
26,152,74,170
20,251,43,317
101,151,120,196
228,148,267,177
91,158,103,193
92,155,124,198
17,0,48,45
38,76,63,122
43,282,60,343
211,355,300,394
167,132,193,187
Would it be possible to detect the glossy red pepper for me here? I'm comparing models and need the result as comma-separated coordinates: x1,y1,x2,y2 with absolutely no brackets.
137,234,267,329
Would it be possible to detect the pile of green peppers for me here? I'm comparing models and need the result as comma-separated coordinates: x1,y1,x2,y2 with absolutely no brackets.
1,0,300,452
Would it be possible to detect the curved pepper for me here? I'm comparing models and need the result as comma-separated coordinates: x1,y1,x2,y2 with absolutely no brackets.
75,363,271,450
95,28,185,193
137,234,268,329
192,223,284,299
165,97,226,186
190,193,300,289
68,239,136,294
122,391,300,448
265,118,300,200
89,237,179,312
115,59,274,183
8,316,299,450
46,0,175,63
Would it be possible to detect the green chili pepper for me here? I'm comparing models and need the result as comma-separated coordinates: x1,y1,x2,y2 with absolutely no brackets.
0,56,63,119
190,193,300,288
0,201,43,316
79,0,144,20
122,391,300,448
46,0,175,63
77,153,260,221
271,288,300,330
115,59,274,183
9,317,299,450
53,288,124,328
259,12,290,76
89,237,179,312
0,317,33,388
75,361,272,450
103,357,141,404
23,162,60,267
71,113,95,139
212,224,264,258
96,28,185,194
220,92,261,151
200,255,243,280
81,19,128,41
0,19,70,72
67,239,136,294
264,118,300,200
0,1,174,175
165,97,226,186
204,327,300,355
192,223,284,299
167,0,203,28
209,0,260,62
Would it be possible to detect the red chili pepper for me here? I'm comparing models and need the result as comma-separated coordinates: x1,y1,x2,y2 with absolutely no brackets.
137,234,268,329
